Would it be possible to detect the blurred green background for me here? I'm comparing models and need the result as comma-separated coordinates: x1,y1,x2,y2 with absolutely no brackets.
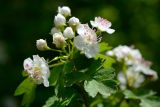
0,0,160,107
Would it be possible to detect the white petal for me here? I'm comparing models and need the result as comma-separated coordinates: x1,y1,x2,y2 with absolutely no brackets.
84,44,99,58
90,21,97,28
106,28,115,34
77,24,85,36
74,36,85,50
23,58,33,71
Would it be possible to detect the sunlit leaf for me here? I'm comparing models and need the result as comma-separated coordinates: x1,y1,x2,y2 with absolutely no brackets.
99,42,112,52
42,95,59,107
123,90,160,107
93,68,115,81
14,78,36,107
84,79,116,98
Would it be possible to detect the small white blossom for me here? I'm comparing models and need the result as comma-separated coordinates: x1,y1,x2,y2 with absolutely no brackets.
117,72,127,90
52,32,66,48
23,55,50,87
36,39,49,51
90,17,115,34
126,67,145,88
118,69,145,90
74,24,99,58
50,27,61,35
107,45,158,89
132,60,158,80
106,45,142,65
68,17,80,26
54,13,66,27
58,6,71,17
63,27,74,39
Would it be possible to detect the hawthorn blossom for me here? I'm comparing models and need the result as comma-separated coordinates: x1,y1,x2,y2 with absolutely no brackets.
50,27,61,35
52,32,66,48
90,17,115,34
63,27,74,39
58,6,71,17
107,45,158,89
106,45,142,65
132,60,158,80
74,24,99,58
23,55,50,87
36,39,49,51
54,14,66,27
68,17,80,26
118,68,145,90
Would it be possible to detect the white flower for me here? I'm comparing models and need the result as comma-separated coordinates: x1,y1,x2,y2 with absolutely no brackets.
126,67,145,88
106,45,142,65
68,17,80,26
117,72,127,90
58,6,71,17
54,13,66,27
74,24,99,58
132,60,158,80
36,39,49,51
63,27,74,39
52,32,66,48
23,55,50,87
90,17,115,34
50,27,61,35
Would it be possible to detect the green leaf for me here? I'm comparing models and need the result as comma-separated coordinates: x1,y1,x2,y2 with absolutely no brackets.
60,94,75,106
140,98,160,107
123,90,160,107
64,70,88,87
103,56,115,68
49,64,64,86
14,78,36,107
95,54,115,69
99,42,112,52
43,93,75,107
42,95,59,107
123,90,138,99
84,79,116,98
93,68,115,81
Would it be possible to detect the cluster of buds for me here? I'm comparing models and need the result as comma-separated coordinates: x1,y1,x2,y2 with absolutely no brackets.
107,45,158,89
23,6,115,87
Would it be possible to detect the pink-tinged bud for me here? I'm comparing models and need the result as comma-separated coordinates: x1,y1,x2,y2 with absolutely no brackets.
54,14,66,27
52,32,66,48
58,6,71,17
36,39,49,51
63,27,74,39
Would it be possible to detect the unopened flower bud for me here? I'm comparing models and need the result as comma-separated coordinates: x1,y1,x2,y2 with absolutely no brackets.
36,39,49,51
52,32,66,48
63,27,74,39
54,14,66,27
50,27,61,35
68,17,80,26
58,6,71,17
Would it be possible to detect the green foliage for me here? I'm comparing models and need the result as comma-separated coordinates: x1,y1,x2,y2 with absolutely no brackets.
43,94,74,107
14,77,36,107
99,42,112,53
84,79,116,98
124,90,160,107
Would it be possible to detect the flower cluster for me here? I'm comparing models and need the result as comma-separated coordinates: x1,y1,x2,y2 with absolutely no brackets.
23,6,115,87
107,45,158,89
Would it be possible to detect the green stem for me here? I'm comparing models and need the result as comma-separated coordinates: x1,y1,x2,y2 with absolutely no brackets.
49,61,65,68
49,48,62,53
